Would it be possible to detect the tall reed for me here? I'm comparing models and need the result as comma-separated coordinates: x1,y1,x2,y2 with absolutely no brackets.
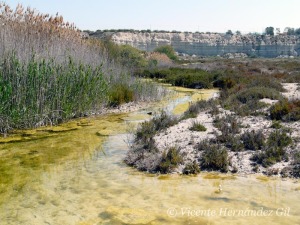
0,3,164,134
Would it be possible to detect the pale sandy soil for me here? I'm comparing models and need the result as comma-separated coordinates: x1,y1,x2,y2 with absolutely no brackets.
152,83,300,176
282,83,300,100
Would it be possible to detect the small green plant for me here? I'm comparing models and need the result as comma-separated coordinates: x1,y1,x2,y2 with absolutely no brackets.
157,147,183,173
135,111,178,146
182,100,215,119
199,141,229,172
183,161,200,175
240,130,265,150
189,121,207,132
270,121,282,129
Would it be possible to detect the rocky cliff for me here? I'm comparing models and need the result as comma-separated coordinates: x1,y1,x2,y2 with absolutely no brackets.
90,31,300,58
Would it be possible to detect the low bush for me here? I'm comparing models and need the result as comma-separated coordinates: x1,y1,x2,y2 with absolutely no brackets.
135,111,178,145
213,115,244,151
157,147,183,173
270,120,282,129
214,115,241,135
251,147,288,167
267,129,292,149
183,161,201,175
240,130,265,150
235,87,283,104
200,144,229,172
270,100,300,121
182,99,217,119
251,129,292,167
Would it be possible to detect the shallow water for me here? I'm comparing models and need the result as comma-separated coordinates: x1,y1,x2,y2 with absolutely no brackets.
0,88,300,225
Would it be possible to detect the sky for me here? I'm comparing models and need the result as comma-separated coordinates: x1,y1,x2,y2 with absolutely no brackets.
7,0,300,34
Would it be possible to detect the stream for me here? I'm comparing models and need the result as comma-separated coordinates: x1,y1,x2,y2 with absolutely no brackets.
0,87,299,225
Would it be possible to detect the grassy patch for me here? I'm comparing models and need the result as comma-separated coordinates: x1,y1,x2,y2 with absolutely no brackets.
189,121,207,132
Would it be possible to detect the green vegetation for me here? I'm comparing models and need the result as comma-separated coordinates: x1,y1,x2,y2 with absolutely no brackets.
153,45,178,61
251,129,292,167
213,115,243,151
270,120,283,129
158,147,183,173
137,68,218,88
240,130,265,150
182,100,213,119
183,161,201,175
0,3,163,134
270,100,300,121
189,121,207,132
199,141,229,172
265,26,274,36
135,111,178,144
108,83,134,107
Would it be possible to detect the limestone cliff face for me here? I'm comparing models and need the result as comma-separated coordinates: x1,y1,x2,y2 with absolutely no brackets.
92,32,300,58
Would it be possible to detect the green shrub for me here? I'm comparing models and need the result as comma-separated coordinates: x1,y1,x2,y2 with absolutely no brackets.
135,111,178,144
267,129,292,149
213,77,236,89
240,130,265,150
270,120,282,129
270,100,290,120
118,44,147,68
189,121,207,132
214,115,241,135
153,45,178,60
270,100,300,121
108,84,134,107
183,161,201,175
251,129,292,167
200,144,229,172
157,147,183,173
235,87,283,104
251,147,288,167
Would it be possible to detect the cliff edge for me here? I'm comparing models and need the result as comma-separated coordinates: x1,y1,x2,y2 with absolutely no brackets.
90,31,300,58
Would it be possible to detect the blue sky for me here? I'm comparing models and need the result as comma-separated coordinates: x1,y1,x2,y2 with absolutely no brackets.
7,0,300,33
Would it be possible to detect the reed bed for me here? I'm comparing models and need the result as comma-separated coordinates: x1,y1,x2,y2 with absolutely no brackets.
0,3,163,134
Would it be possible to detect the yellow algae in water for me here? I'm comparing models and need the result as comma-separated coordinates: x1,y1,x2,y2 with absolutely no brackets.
172,88,219,115
96,130,113,136
256,175,271,182
172,102,190,115
106,206,156,225
203,173,236,180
